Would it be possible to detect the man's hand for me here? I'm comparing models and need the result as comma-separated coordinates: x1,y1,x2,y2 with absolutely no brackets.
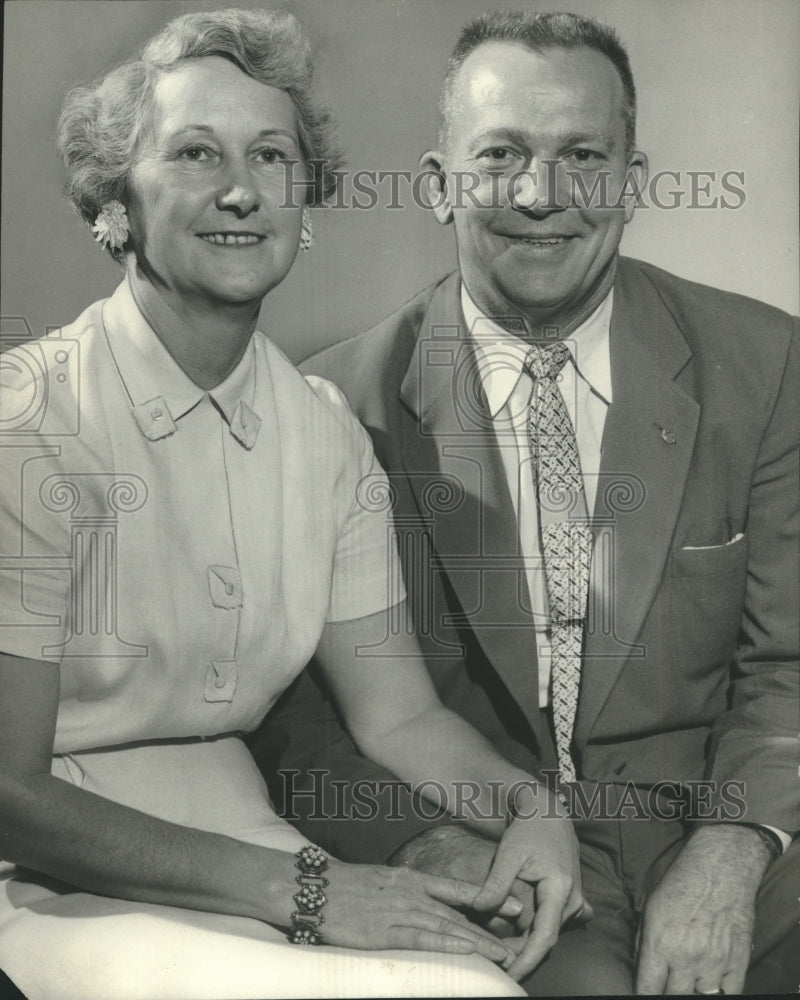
388,825,534,937
636,824,772,995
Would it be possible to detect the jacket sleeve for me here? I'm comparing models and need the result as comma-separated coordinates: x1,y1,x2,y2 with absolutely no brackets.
705,321,800,835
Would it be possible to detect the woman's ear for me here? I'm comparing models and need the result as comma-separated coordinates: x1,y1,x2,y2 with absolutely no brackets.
418,150,453,225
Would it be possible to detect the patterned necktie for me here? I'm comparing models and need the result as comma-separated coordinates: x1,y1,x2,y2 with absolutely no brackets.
525,343,592,785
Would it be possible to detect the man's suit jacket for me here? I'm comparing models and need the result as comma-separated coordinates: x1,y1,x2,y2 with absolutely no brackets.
252,256,799,861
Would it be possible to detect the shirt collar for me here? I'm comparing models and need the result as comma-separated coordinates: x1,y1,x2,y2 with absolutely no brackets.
461,283,614,417
208,342,261,449
102,275,260,448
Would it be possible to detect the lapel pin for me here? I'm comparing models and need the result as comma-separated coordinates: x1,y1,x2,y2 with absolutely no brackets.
656,424,677,445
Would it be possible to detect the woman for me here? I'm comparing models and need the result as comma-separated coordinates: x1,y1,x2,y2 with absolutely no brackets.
0,9,585,998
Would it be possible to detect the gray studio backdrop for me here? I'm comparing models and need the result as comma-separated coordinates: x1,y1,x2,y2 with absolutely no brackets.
2,0,798,362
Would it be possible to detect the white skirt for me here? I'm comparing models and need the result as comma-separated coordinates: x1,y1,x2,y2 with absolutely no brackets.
0,735,522,999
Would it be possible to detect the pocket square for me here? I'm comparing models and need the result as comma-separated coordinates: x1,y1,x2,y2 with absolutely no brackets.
683,532,744,552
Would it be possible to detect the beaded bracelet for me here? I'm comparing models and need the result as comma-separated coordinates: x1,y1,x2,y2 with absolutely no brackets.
289,845,329,945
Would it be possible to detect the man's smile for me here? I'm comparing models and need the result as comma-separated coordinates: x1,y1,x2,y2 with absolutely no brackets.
494,232,578,253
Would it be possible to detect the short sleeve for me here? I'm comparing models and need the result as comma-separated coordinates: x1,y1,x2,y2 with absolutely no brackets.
304,376,406,623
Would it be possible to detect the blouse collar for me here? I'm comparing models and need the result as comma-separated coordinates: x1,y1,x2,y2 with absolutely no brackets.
102,275,260,448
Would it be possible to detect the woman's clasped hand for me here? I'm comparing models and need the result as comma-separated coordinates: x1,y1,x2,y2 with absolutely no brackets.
312,860,521,962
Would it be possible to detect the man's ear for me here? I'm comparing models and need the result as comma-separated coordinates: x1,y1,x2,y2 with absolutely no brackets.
622,150,649,223
418,150,453,225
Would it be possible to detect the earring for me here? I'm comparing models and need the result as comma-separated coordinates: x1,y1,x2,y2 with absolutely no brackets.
300,206,313,253
91,200,129,252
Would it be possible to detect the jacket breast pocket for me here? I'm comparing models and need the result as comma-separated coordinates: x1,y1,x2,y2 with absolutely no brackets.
671,533,747,577
667,534,748,677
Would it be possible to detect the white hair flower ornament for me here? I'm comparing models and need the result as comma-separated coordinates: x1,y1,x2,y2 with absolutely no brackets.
91,200,129,252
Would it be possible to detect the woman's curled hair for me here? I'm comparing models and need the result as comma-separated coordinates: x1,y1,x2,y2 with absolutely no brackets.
57,7,341,257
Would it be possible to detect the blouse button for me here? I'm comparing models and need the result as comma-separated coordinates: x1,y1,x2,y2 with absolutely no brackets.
207,566,241,608
151,407,164,421
205,660,238,703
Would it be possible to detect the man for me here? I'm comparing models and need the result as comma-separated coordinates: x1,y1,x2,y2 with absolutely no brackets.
252,11,799,994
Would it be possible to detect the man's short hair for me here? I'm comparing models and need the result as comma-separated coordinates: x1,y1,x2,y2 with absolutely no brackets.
439,10,637,156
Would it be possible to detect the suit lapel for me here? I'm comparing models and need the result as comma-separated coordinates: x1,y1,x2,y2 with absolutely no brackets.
399,276,542,727
575,262,700,743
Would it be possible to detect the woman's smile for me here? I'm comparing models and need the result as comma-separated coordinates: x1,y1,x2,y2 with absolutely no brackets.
197,232,266,246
